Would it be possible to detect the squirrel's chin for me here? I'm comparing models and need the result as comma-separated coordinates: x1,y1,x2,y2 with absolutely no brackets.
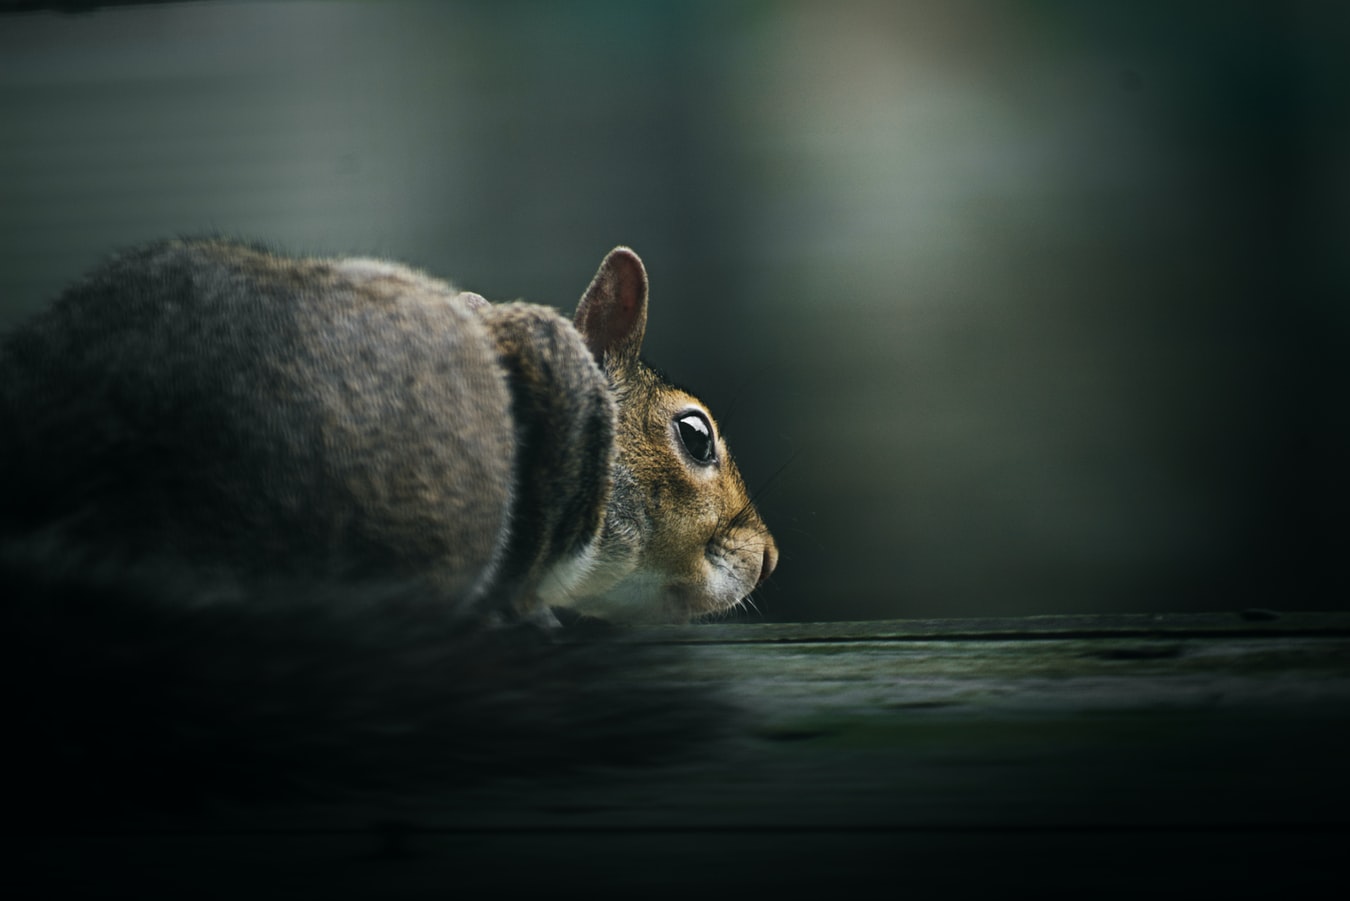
557,575,685,625
559,568,752,625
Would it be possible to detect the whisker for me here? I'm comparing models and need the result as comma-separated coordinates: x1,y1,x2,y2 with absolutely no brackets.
745,450,797,511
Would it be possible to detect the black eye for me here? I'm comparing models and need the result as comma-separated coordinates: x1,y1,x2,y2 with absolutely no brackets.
675,411,716,465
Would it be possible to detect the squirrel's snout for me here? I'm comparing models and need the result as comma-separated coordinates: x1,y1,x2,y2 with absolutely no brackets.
757,544,779,586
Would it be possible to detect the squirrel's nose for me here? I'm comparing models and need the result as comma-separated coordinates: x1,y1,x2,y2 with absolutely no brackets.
756,544,778,586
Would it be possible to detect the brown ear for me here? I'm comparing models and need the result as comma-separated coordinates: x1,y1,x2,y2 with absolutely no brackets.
573,246,648,370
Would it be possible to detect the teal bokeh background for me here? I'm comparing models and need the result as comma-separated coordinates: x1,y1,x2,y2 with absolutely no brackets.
2,1,1346,619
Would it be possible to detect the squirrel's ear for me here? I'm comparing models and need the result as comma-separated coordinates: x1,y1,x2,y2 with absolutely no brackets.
574,247,648,370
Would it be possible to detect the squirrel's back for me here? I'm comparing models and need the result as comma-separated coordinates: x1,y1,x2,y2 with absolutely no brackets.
0,238,609,617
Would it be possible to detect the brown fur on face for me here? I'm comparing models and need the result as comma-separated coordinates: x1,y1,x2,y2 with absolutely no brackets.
554,249,778,623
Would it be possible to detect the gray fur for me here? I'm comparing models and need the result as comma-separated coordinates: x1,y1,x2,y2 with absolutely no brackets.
0,238,609,617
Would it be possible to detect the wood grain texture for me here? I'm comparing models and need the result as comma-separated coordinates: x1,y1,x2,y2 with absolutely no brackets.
27,613,1350,897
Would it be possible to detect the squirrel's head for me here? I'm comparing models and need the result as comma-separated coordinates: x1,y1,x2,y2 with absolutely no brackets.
565,247,778,624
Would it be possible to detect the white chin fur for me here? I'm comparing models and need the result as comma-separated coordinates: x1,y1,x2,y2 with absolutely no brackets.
536,526,760,623
554,556,756,625
566,570,683,624
534,540,604,608
703,556,757,613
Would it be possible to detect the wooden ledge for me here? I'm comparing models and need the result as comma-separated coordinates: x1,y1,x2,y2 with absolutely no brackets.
26,612,1350,896
616,610,1350,643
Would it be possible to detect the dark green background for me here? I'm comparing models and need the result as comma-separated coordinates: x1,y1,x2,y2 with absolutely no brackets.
2,0,1346,620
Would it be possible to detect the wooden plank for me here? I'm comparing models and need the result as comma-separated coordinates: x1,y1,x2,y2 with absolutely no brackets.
613,610,1350,643
25,614,1350,896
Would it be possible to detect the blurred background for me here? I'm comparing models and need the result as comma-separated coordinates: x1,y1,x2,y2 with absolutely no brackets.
1,0,1346,621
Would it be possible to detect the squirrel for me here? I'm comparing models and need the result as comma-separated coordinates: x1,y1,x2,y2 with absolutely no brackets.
0,238,777,624
0,239,777,818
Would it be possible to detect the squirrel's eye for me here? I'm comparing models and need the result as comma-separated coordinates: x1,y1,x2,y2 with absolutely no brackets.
675,411,716,465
